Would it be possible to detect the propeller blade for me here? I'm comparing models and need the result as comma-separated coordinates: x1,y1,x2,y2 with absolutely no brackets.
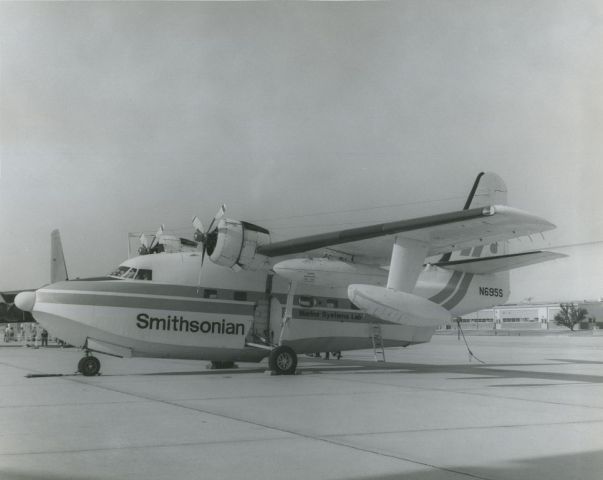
148,224,165,249
139,233,152,249
208,204,226,233
192,216,204,234
192,205,226,283
215,204,226,223
197,245,207,287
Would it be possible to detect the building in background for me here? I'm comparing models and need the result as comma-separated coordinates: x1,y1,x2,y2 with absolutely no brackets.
455,300,603,331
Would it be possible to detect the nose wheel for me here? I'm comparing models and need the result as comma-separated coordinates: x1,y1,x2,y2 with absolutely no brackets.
268,345,297,375
78,354,101,376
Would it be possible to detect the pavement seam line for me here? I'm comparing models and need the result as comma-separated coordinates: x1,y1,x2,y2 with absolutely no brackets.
58,376,495,480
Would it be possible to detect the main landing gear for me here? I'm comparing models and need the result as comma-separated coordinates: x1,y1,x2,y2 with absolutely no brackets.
268,345,297,375
77,352,101,376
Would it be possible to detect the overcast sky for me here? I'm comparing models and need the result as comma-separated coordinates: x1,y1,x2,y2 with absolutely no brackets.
1,1,601,303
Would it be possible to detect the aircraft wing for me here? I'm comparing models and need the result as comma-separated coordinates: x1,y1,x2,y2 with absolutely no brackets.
431,250,567,274
257,205,555,258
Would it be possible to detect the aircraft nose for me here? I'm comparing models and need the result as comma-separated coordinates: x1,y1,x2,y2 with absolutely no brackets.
15,291,36,312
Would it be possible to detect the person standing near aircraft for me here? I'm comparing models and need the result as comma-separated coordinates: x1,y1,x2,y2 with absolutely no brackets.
41,329,48,347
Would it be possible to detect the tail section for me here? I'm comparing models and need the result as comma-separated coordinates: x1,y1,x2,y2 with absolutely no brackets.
464,171,507,209
51,229,68,283
431,172,563,315
441,172,509,263
432,172,510,314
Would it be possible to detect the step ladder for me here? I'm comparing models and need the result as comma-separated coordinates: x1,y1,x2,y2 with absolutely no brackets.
370,324,386,362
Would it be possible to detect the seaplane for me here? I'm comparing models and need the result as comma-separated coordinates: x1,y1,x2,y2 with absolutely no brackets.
14,172,564,376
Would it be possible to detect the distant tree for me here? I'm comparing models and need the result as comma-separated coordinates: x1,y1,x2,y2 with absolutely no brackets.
554,303,589,331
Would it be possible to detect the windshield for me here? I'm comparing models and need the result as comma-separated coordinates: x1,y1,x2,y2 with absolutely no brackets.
109,266,130,278
108,266,152,281
123,268,137,279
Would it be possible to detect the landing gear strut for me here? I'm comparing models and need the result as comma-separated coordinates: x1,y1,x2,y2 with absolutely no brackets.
78,352,101,376
269,345,297,375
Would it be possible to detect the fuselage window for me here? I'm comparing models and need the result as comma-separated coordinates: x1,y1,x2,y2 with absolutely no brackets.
233,291,247,301
204,289,218,299
109,266,129,278
135,269,152,281
123,268,137,279
326,299,338,308
298,296,315,308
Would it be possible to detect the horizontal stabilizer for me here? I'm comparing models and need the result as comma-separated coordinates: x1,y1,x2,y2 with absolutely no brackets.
432,250,566,274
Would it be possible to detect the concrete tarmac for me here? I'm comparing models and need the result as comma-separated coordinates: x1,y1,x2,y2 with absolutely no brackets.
1,334,603,480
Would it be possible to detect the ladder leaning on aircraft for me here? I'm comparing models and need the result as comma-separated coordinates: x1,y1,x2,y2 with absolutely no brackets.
14,172,566,376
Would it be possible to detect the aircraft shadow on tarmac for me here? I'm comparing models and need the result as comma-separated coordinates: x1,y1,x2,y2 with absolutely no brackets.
349,449,603,480
1,448,602,480
25,356,603,386
294,357,603,385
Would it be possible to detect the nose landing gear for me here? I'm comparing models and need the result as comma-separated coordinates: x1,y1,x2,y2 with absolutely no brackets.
77,352,101,376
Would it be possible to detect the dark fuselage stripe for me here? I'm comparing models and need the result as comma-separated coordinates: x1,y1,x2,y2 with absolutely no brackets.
429,270,463,305
36,292,254,316
44,281,243,298
442,273,474,310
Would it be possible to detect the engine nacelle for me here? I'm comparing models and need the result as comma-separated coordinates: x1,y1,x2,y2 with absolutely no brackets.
208,219,271,270
347,284,451,327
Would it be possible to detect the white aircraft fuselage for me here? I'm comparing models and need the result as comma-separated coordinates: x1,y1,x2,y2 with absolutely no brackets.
29,251,509,362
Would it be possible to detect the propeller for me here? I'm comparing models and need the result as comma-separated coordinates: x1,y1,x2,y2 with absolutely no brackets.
138,225,164,255
192,204,226,265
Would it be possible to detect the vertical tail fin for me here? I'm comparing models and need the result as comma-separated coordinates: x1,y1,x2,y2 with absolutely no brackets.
439,172,508,264
432,172,510,312
435,172,511,313
51,229,68,283
463,172,508,258
464,171,507,209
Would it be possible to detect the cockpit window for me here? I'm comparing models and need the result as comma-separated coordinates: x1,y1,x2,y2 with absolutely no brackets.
123,268,137,279
135,269,152,281
109,266,130,278
109,266,152,281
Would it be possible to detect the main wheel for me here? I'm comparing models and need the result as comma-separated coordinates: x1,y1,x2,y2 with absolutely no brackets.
80,356,101,376
269,346,297,375
77,357,87,373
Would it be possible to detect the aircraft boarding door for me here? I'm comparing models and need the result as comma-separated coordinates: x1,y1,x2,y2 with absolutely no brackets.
269,297,283,346
252,297,271,342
